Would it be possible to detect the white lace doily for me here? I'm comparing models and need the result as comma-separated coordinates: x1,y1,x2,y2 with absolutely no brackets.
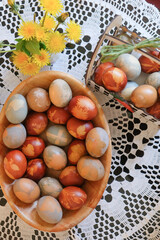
0,0,160,240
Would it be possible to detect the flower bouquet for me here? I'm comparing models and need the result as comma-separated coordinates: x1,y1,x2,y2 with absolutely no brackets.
0,0,82,76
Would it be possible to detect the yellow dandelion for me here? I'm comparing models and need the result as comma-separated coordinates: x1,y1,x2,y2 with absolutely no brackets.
20,61,40,76
45,31,66,53
40,15,57,31
35,25,47,42
33,49,50,67
66,20,82,43
39,0,63,16
12,51,29,68
18,21,37,40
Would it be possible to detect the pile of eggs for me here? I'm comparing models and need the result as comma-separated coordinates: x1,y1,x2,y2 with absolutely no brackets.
2,78,109,224
94,51,160,119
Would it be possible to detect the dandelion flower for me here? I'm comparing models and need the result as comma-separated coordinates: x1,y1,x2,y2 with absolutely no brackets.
18,21,37,40
40,15,57,31
35,25,47,42
12,51,29,68
20,61,40,76
39,0,63,16
66,20,82,43
45,31,66,53
33,49,50,67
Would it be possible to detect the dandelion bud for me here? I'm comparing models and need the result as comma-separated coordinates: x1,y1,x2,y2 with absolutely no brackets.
7,0,15,7
57,12,69,23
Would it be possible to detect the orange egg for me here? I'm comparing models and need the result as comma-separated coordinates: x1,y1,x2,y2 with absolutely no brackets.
68,95,98,120
131,85,157,108
67,117,93,140
67,139,87,165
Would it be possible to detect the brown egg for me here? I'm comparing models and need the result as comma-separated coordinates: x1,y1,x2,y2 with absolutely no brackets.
37,196,63,224
131,85,158,108
67,117,93,140
25,111,48,135
158,87,160,97
38,177,63,198
146,98,160,119
26,158,46,182
47,105,71,124
77,156,105,181
59,166,84,186
67,139,87,165
26,87,51,112
13,178,40,203
59,186,87,210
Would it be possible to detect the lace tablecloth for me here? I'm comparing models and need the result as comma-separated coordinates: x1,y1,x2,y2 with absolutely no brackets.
0,0,160,239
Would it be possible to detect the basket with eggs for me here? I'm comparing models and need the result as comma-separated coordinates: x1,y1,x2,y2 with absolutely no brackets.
0,71,112,232
85,15,160,124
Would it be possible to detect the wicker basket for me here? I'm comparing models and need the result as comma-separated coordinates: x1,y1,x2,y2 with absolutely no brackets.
85,15,160,125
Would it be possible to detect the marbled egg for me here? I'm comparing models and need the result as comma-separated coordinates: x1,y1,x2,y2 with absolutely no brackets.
59,166,84,186
86,127,109,157
3,123,26,148
5,94,28,124
26,87,51,112
47,105,71,124
67,139,87,165
77,156,105,181
146,72,160,89
46,125,72,147
36,196,63,224
49,79,72,107
38,177,63,198
120,81,139,101
13,178,40,203
67,117,94,140
43,145,67,170
116,53,141,80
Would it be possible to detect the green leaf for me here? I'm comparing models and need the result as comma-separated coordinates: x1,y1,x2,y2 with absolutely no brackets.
22,44,31,56
15,38,23,42
25,39,40,55
15,39,25,51
39,42,46,50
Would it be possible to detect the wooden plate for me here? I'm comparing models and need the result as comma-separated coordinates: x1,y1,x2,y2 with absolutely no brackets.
0,71,112,232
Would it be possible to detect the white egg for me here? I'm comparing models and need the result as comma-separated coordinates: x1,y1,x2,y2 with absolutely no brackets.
146,72,160,89
120,81,139,101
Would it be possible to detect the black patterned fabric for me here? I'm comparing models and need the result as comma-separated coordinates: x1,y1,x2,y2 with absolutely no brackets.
0,0,160,239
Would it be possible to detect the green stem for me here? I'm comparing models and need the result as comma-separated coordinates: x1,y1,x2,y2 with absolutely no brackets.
16,11,24,22
54,23,60,32
1,44,16,47
0,50,14,53
41,11,47,27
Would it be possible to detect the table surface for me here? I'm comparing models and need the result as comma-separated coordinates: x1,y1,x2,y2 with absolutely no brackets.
0,0,160,240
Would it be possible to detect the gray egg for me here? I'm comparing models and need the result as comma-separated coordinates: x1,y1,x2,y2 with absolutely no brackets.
116,53,141,80
38,177,63,198
120,81,139,101
5,94,28,124
146,72,160,89
3,123,26,148
46,125,72,147
36,196,63,224
43,145,67,170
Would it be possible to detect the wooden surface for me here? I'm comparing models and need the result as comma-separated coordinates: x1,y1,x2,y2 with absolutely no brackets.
0,71,112,232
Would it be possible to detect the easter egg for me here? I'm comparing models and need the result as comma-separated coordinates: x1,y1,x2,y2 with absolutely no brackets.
25,111,48,135
3,123,26,149
47,105,71,124
115,53,141,80
26,87,51,112
77,156,105,181
5,94,28,124
146,98,160,119
38,177,63,198
49,79,72,107
26,158,46,182
45,168,62,179
67,117,93,140
13,178,40,203
59,186,87,210
146,72,160,89
102,67,127,92
139,54,160,73
4,150,27,179
37,196,63,224
131,85,158,108
94,62,114,86
59,166,84,186
21,136,45,159
67,139,87,165
43,145,67,170
120,81,139,101
68,95,98,120
46,125,72,147
86,127,109,157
